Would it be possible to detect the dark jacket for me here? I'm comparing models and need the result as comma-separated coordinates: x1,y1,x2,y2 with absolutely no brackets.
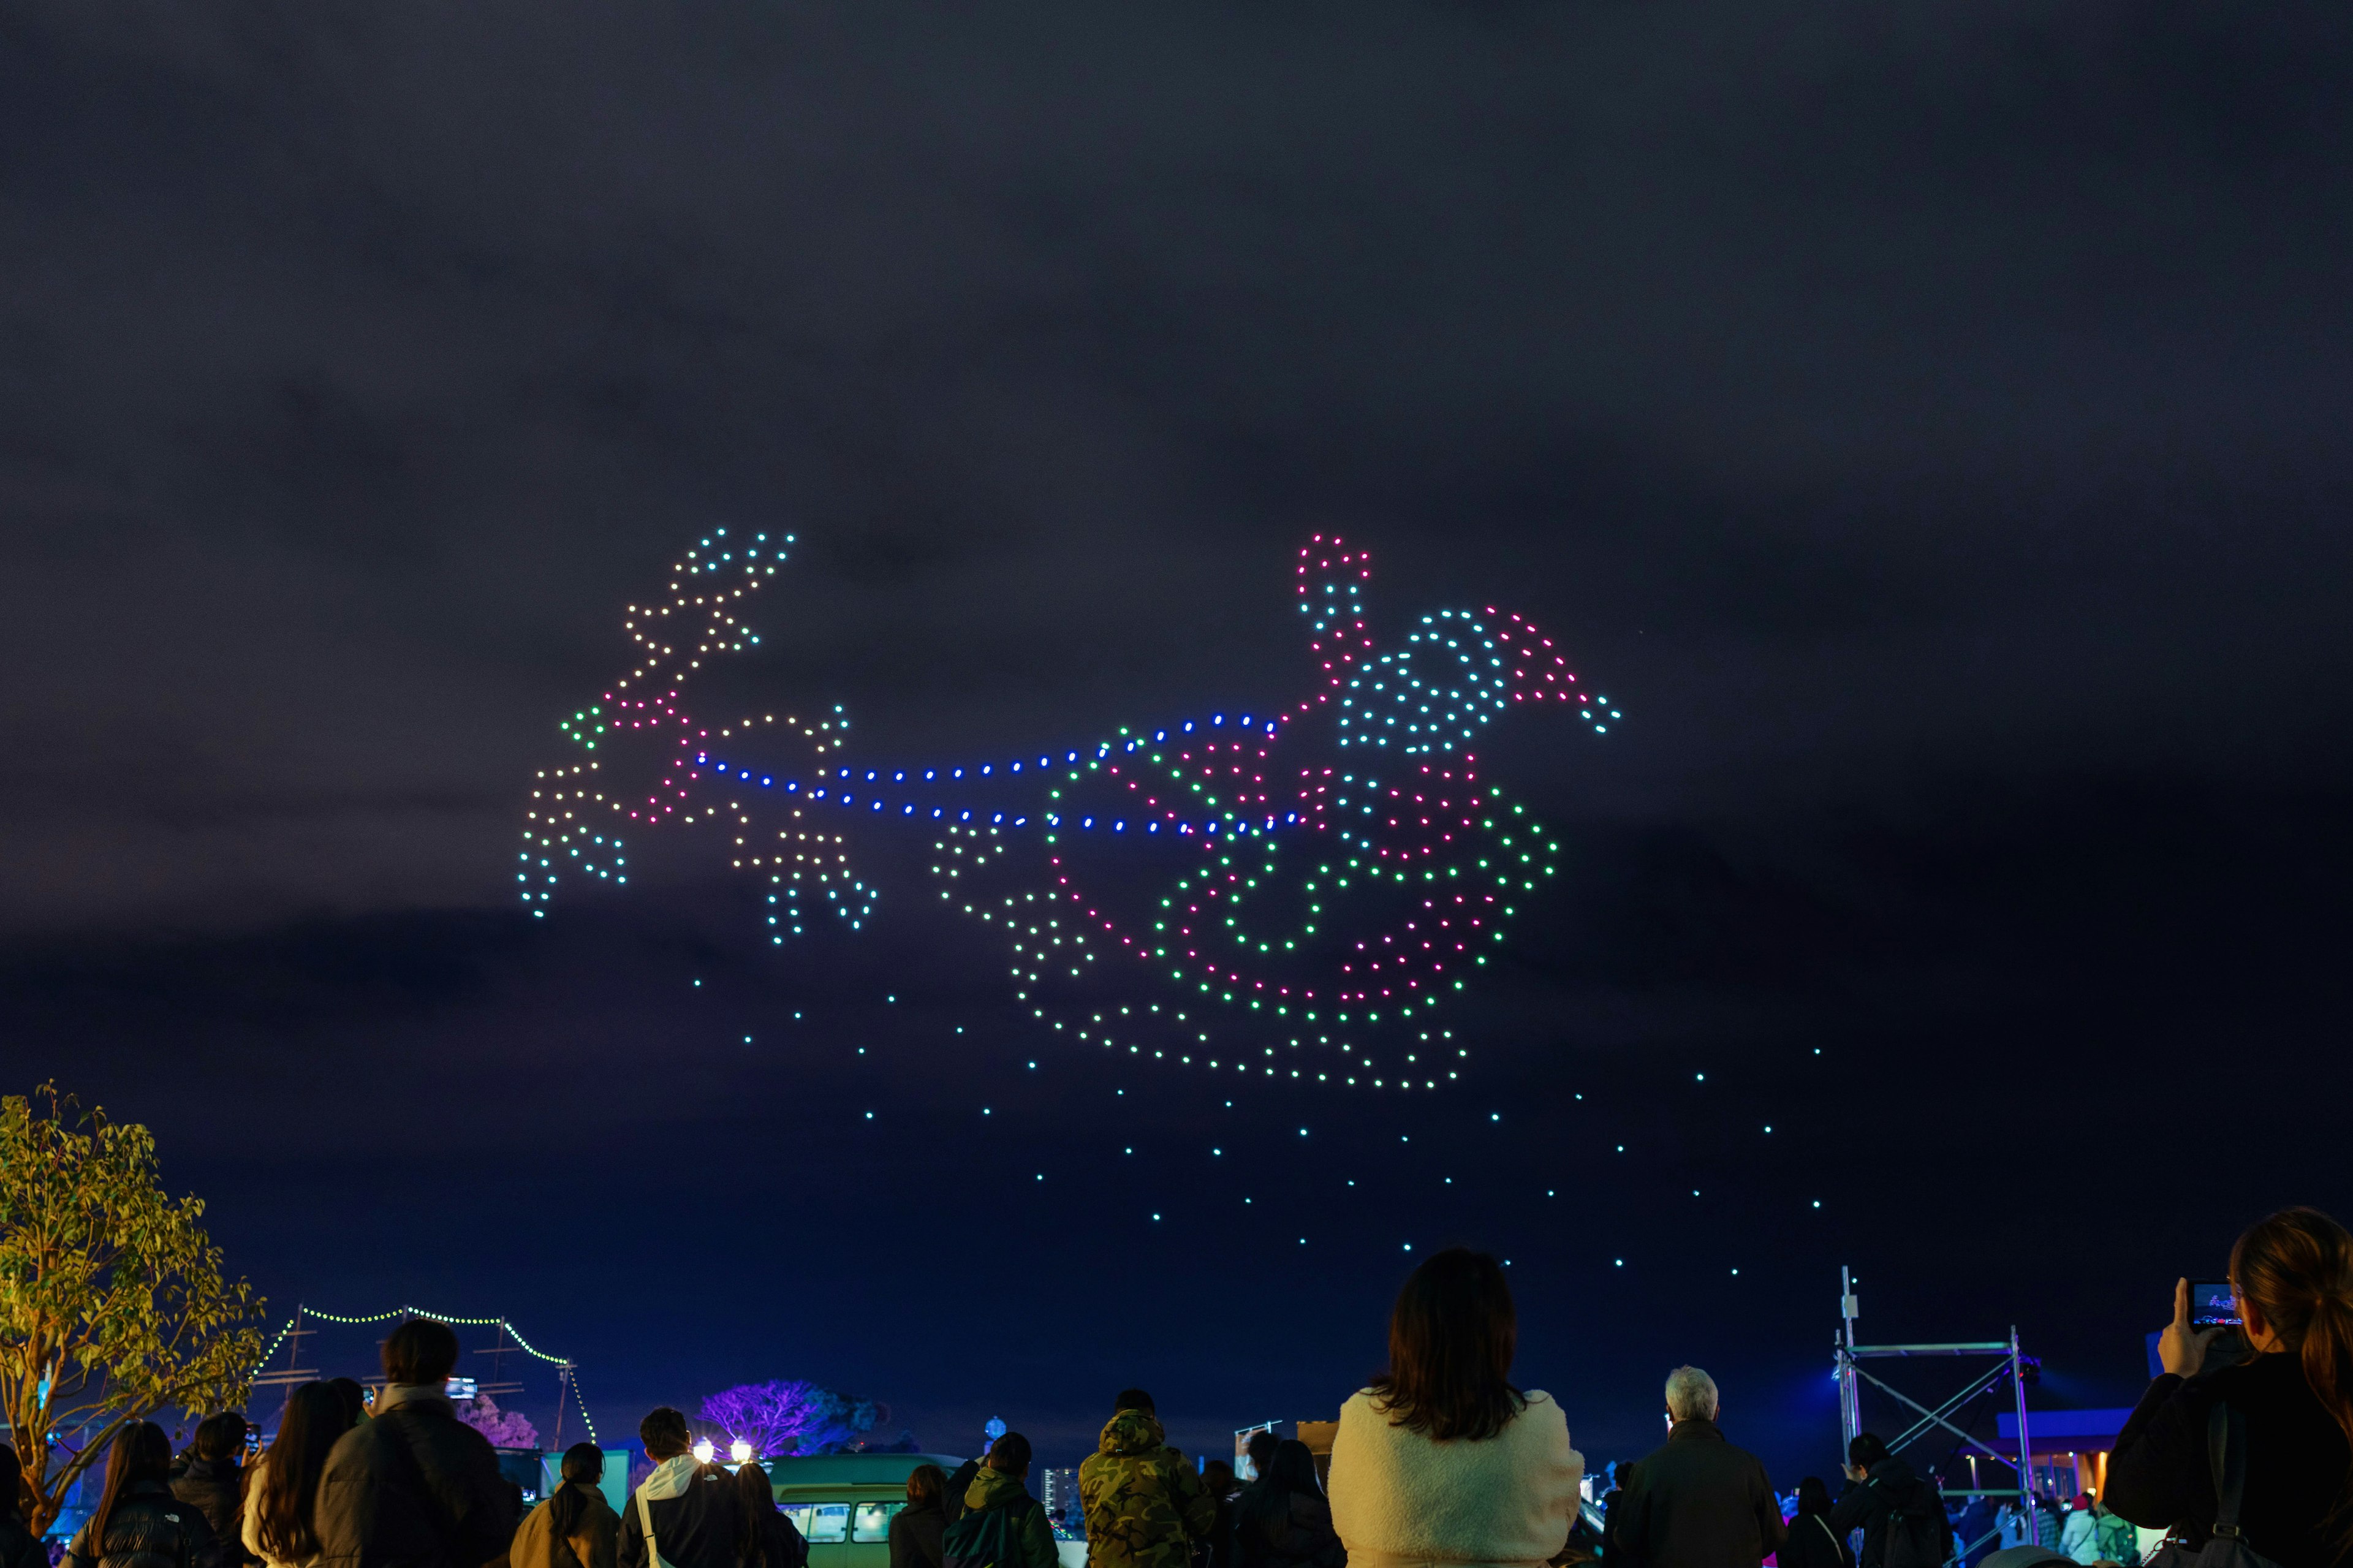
616,1458,741,1568
1,1510,46,1568
65,1480,224,1568
173,1460,248,1568
889,1500,945,1568
1194,1485,1237,1568
1775,1514,1854,1568
748,1510,808,1568
1230,1485,1341,1568
1600,1488,1627,1562
314,1389,520,1568
1826,1458,1939,1568
2108,1354,2353,1568
1613,1422,1784,1568
944,1464,982,1526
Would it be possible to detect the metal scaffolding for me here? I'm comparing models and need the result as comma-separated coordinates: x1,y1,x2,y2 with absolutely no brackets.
1835,1265,2036,1510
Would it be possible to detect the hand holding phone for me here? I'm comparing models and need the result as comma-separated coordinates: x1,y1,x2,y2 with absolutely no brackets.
2160,1277,2222,1378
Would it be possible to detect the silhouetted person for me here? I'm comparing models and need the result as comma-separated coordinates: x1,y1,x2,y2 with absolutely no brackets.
1329,1248,1583,1568
176,1413,252,1567
1233,1441,1341,1568
1612,1368,1783,1568
512,1444,620,1568
618,1409,740,1568
735,1461,806,1568
947,1435,1057,1568
0,1445,43,1568
893,1464,949,1568
315,1316,520,1568
1082,1391,1215,1568
246,1382,361,1568
2110,1208,2353,1568
1827,1436,1943,1568
1775,1480,1853,1568
1197,1462,1240,1568
66,1423,222,1568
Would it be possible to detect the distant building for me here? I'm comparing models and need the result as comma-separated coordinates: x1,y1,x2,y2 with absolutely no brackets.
1042,1466,1083,1536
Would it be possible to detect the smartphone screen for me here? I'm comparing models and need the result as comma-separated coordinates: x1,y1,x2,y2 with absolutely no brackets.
2191,1279,2242,1328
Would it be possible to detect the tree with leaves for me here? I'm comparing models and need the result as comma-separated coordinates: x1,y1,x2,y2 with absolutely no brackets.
0,1085,265,1534
458,1392,540,1449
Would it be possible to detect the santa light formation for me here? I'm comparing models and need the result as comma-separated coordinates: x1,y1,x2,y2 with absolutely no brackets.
523,532,1621,1091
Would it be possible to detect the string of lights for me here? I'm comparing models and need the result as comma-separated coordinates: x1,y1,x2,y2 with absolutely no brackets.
248,1304,597,1439
528,533,1620,1087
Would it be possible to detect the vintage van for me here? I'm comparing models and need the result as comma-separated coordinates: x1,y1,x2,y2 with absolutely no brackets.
768,1453,1091,1568
767,1453,971,1568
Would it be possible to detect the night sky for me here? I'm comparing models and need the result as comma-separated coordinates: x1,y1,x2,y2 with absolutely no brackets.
6,1,2353,1490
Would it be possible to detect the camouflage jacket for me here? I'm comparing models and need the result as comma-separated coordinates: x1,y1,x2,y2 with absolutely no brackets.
1079,1411,1216,1568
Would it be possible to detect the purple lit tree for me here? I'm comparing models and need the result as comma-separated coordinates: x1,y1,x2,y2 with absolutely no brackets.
458,1393,539,1449
702,1380,889,1456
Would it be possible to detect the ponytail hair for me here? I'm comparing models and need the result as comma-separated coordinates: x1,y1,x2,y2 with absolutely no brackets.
548,1443,605,1542
2230,1207,2353,1539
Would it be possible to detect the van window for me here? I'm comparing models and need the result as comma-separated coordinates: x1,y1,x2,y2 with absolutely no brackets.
787,1505,851,1543
854,1503,903,1542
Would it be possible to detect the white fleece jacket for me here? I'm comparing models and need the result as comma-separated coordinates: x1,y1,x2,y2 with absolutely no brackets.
1327,1388,1585,1568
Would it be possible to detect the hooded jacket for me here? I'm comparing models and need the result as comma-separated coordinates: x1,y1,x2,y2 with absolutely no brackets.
313,1385,520,1568
1825,1458,1942,1568
1080,1411,1216,1568
957,1468,1058,1568
65,1479,225,1568
174,1458,249,1568
1,1509,44,1568
2057,1509,2097,1566
616,1457,741,1568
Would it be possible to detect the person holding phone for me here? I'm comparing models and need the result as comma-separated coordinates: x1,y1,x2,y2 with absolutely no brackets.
2105,1207,2353,1568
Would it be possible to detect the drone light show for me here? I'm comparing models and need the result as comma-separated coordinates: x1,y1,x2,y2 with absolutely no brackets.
523,532,1620,1091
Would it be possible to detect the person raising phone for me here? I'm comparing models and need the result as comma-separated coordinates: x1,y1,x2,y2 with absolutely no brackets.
2107,1207,2353,1568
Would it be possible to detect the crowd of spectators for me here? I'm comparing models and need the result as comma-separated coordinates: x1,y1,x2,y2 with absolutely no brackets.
15,1207,2352,1568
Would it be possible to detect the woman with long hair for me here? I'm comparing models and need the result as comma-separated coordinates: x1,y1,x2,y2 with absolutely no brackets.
511,1443,619,1568
1235,1439,1343,1568
889,1464,949,1568
1776,1477,1855,1568
1328,1247,1583,1568
2110,1206,2353,1568
65,1422,219,1568
244,1382,360,1568
736,1461,808,1568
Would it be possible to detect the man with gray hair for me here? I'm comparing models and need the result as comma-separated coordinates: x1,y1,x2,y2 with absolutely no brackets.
1612,1366,1786,1568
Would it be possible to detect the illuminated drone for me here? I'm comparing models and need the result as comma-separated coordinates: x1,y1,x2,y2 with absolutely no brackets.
523,533,1620,1089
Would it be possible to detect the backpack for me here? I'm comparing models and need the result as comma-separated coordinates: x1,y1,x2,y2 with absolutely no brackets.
944,1494,1033,1568
1879,1474,1950,1568
2093,1511,2139,1567
2142,1406,2284,1568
